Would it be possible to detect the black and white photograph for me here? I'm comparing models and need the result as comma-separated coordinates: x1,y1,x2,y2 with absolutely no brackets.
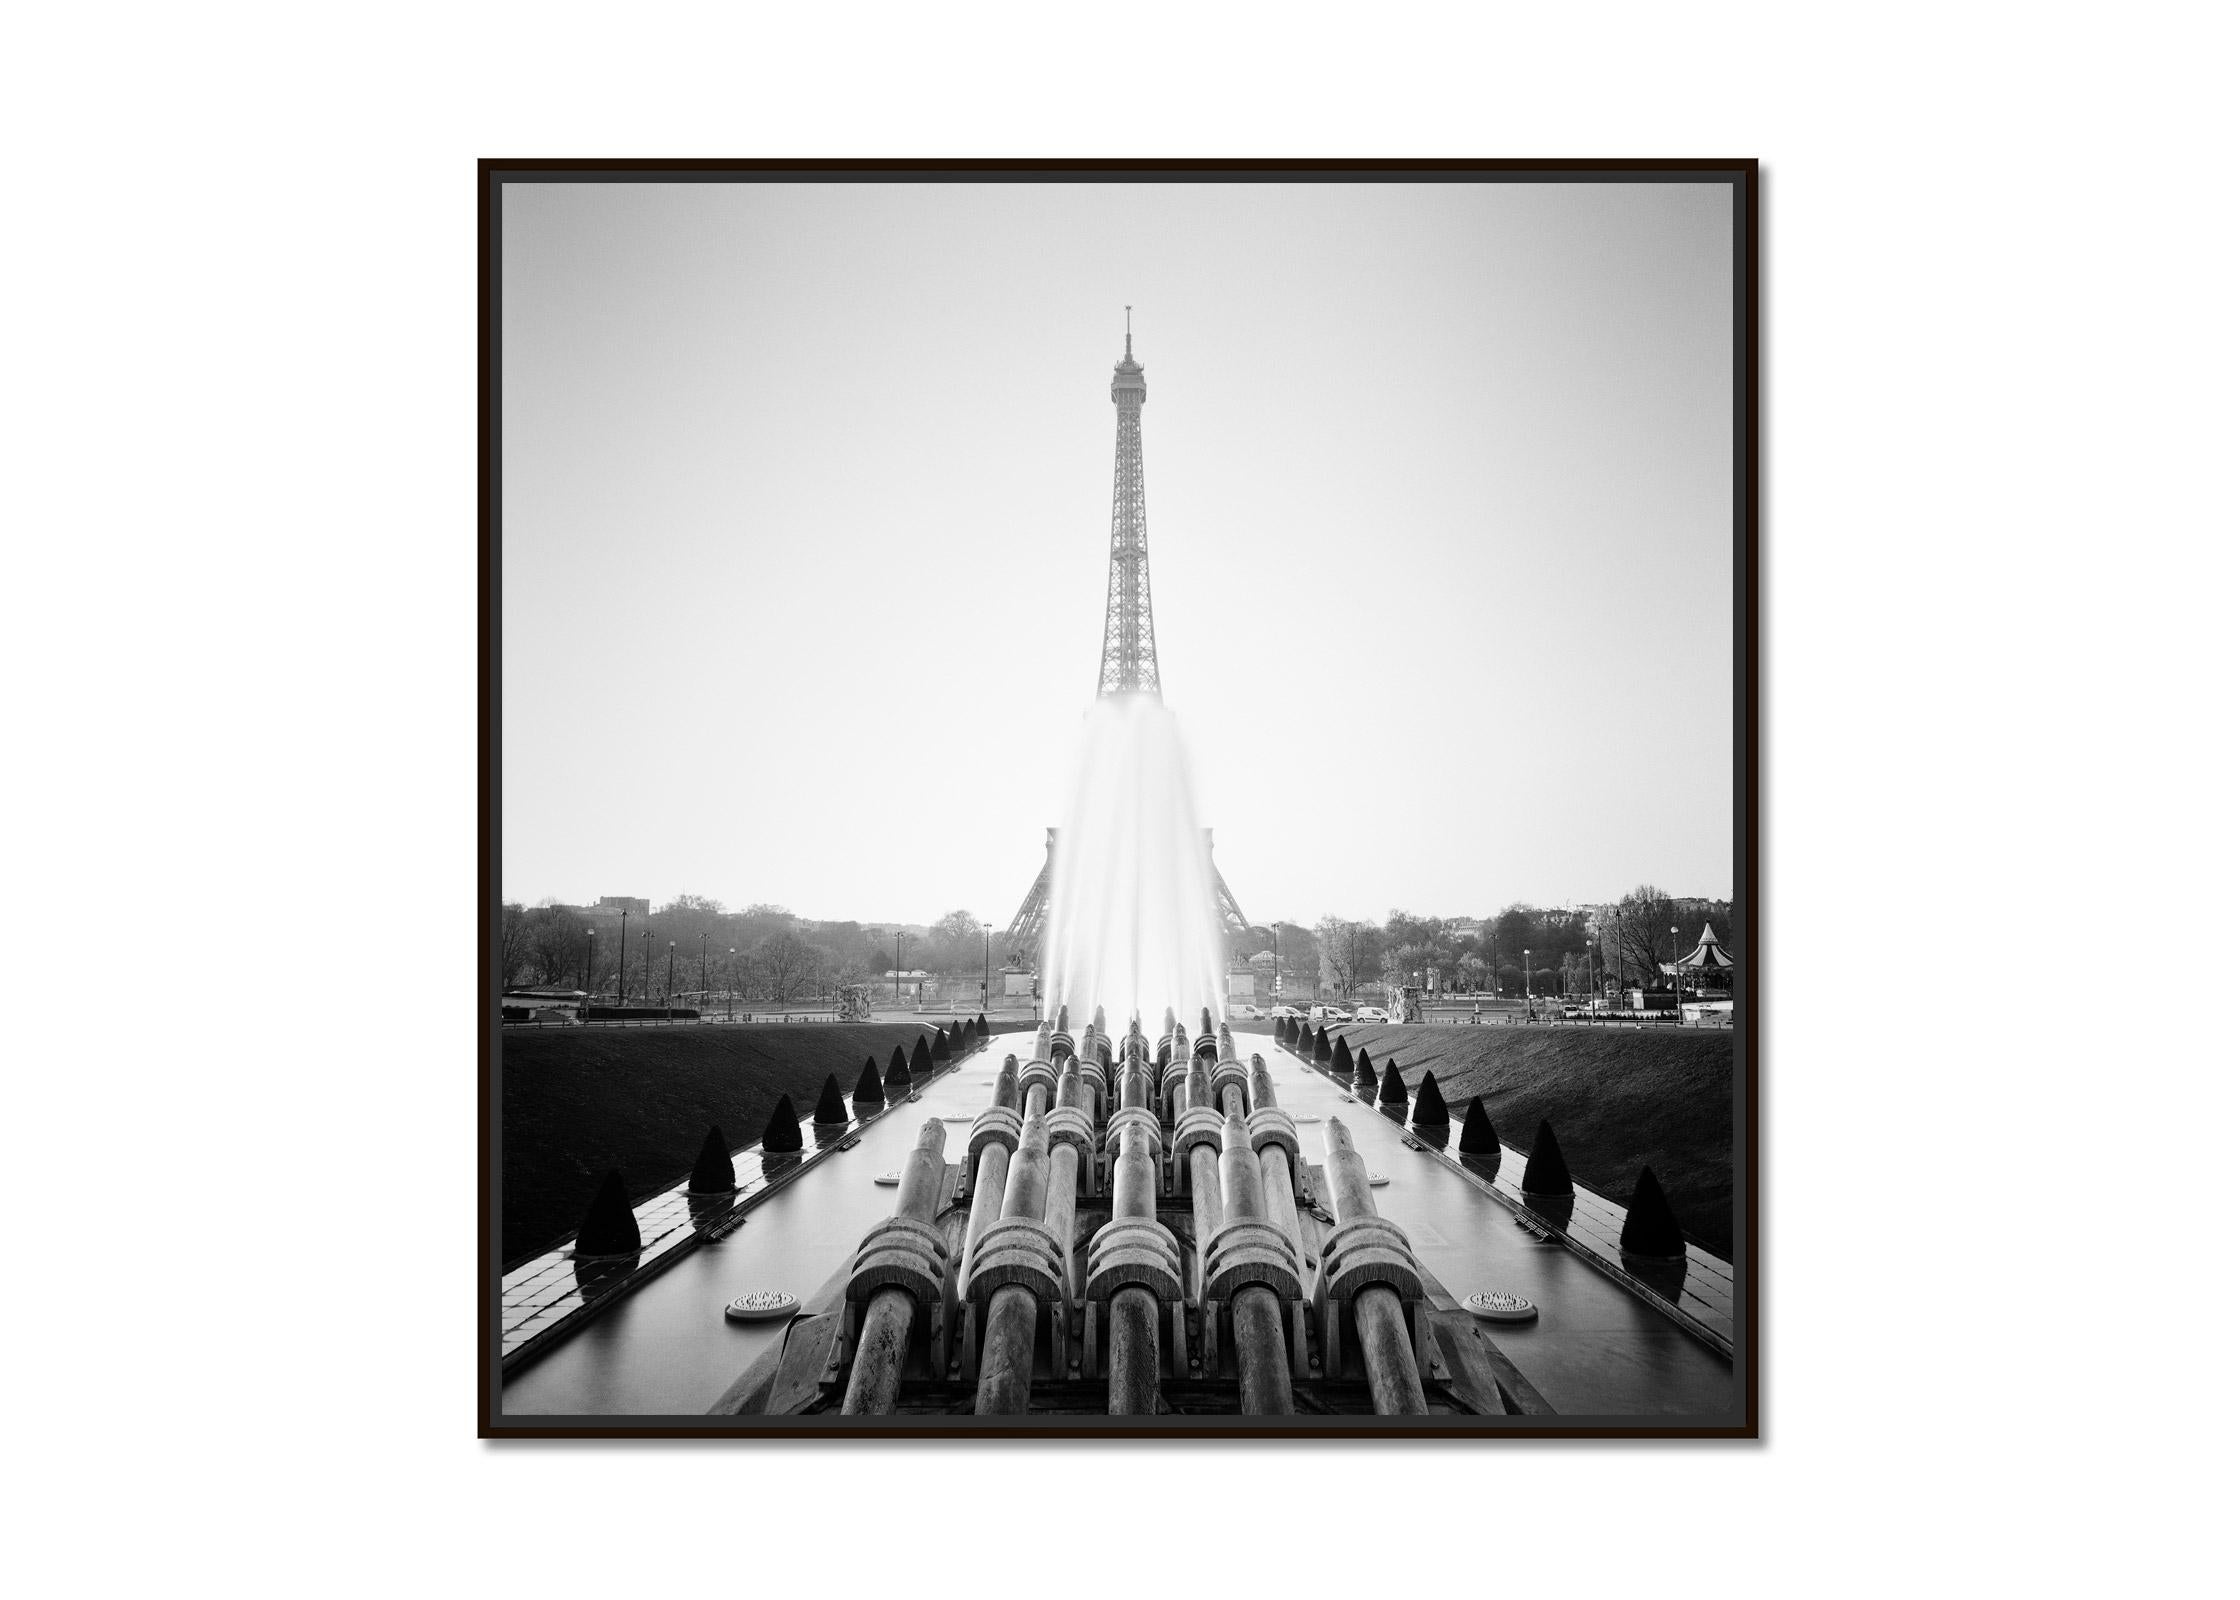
483,163,1756,1433
15,0,2239,1587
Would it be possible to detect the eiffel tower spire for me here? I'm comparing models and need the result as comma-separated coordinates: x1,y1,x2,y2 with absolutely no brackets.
1096,307,1161,699
1001,320,1253,970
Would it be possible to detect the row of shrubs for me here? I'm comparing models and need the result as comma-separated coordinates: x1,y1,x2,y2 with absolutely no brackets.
1276,1014,1693,1261
571,1018,987,1257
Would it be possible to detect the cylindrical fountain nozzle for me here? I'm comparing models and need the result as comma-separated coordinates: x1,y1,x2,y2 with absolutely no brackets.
972,1114,1066,1414
1203,1107,1301,1415
840,1119,952,1415
1317,1118,1429,1416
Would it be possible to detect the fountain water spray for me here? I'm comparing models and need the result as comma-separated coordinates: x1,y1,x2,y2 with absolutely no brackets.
1042,691,1227,1032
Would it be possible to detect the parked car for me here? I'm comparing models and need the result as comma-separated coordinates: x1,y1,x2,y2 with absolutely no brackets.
1308,1004,1354,1022
1352,1005,1391,1024
1235,1003,1267,1019
1269,1004,1304,1020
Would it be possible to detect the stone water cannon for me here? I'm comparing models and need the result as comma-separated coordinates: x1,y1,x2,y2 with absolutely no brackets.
1072,1008,1111,1121
1104,1048,1165,1204
1208,1025,1251,1114
960,1054,1023,1203
1048,1004,1076,1067
1083,1112,1186,1411
1193,1005,1218,1062
1160,1031,1195,1123
1015,1022,1060,1116
1245,1053,1309,1206
1199,1105,1311,1412
837,1119,955,1415
966,1112,1073,1411
1315,1118,1431,1415
1168,1055,1224,1203
1041,1058,1098,1210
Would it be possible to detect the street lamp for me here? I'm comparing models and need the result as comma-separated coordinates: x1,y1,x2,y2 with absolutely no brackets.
727,948,737,1020
618,905,629,1003
666,940,676,1016
1671,924,1682,1020
640,930,650,1012
699,931,708,1015
582,927,595,998
982,922,992,1013
894,930,905,1004
1524,947,1532,1012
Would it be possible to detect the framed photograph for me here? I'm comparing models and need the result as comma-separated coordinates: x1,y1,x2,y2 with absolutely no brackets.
481,159,1757,1436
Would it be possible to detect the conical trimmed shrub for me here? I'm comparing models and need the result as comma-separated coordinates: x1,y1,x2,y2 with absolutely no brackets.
885,1045,911,1087
976,1013,989,1038
933,1026,952,1062
688,1127,736,1194
1354,1046,1376,1087
910,1035,933,1074
853,1058,884,1103
1312,1026,1331,1064
812,1074,849,1125
760,1094,803,1152
1620,1166,1687,1258
575,1169,641,1255
1329,1034,1348,1072
1378,1062,1407,1106
1458,1096,1500,1155
1410,1070,1448,1128
1520,1119,1573,1197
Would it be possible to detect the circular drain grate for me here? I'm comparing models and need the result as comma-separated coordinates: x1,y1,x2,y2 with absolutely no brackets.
1464,1291,1538,1323
722,1289,799,1323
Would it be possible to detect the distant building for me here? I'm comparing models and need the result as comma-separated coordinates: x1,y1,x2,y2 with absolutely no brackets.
882,969,940,1002
596,896,650,917
501,987,586,1024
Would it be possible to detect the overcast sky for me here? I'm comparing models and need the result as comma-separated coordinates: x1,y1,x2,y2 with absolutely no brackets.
501,177,1734,927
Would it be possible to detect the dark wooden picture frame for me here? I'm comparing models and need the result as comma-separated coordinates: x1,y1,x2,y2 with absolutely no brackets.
479,158,1759,1438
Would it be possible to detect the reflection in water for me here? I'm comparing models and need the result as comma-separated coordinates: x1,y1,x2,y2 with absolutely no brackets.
1623,1250,1689,1304
1522,1192,1576,1235
810,1121,850,1150
1414,1115,1452,1150
1459,1151,1500,1184
760,1151,804,1182
571,1250,641,1300
685,1193,741,1233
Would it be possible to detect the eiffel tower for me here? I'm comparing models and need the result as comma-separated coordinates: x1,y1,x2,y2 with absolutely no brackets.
1001,314,1251,967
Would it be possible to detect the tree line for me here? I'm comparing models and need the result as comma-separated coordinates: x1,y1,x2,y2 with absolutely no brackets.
499,886,1733,1005
497,897,1005,1004
1256,886,1733,999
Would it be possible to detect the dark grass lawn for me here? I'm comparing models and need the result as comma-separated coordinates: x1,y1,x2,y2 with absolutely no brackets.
1304,1025,1738,1258
500,1022,957,1268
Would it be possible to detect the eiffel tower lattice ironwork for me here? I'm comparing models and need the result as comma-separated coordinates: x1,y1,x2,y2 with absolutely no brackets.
1000,315,1250,969
1097,310,1160,698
